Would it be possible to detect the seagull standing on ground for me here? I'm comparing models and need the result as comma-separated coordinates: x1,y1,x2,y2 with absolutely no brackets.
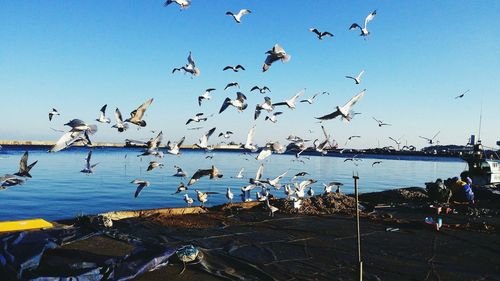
226,187,234,203
195,189,218,207
316,89,366,122
349,10,377,37
80,150,98,174
48,108,60,121
14,151,38,178
309,28,334,40
198,88,216,106
262,44,291,72
96,104,111,123
265,199,279,217
183,194,194,207
125,98,154,127
112,108,129,132
226,9,251,23
345,70,365,84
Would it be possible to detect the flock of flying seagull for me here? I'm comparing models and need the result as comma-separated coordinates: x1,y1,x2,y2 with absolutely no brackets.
1,3,466,215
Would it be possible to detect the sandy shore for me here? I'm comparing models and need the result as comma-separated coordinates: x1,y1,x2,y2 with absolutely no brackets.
3,188,500,280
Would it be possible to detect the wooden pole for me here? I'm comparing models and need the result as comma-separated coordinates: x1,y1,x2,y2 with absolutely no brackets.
353,172,363,281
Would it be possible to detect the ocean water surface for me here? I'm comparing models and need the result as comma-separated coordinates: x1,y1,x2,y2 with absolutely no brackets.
0,147,467,221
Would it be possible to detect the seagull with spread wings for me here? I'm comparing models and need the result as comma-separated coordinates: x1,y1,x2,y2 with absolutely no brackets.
254,97,274,120
349,10,377,37
80,150,98,174
309,28,334,40
219,92,247,113
194,127,216,150
250,86,271,94
198,88,216,106
223,65,245,72
125,98,154,127
316,89,366,122
262,44,291,72
226,9,251,23
273,89,304,110
96,104,111,123
172,51,200,77
112,108,129,132
164,0,191,9
48,108,60,121
373,117,391,127
188,165,223,186
186,113,207,125
14,151,38,178
345,70,365,84
419,131,441,144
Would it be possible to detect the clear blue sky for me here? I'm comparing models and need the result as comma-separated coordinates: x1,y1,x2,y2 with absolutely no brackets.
1,1,499,149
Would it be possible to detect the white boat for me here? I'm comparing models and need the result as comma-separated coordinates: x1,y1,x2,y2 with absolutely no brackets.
462,142,500,186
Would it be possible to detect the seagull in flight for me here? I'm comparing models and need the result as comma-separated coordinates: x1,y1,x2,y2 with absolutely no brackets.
173,165,188,178
243,126,258,152
138,131,164,158
172,51,200,77
254,97,274,120
219,92,247,113
373,117,391,127
265,112,283,123
455,89,470,99
388,136,403,150
419,131,441,144
147,161,164,171
250,86,271,94
232,168,245,179
316,89,366,122
125,98,154,127
167,136,185,155
309,28,334,40
14,151,38,178
131,179,150,198
345,70,365,84
164,0,191,9
300,92,321,104
48,108,60,121
273,89,304,110
172,182,188,195
188,165,223,186
349,10,377,37
218,131,233,139
95,104,111,123
194,127,216,150
224,82,240,90
223,65,245,72
186,113,207,125
226,9,251,23
263,44,291,72
198,88,216,106
80,150,98,174
111,108,129,132
372,161,382,167
345,135,361,145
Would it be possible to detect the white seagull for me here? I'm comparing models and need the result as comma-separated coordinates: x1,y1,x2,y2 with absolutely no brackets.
243,126,258,152
164,0,191,9
219,92,247,114
345,70,365,84
183,194,194,207
112,108,129,132
173,165,188,178
254,97,274,120
167,136,185,155
316,89,366,122
198,88,216,106
226,9,251,23
48,108,60,121
223,65,245,72
226,187,234,203
80,150,98,174
273,89,304,110
131,179,150,198
300,92,321,104
265,112,283,123
172,51,200,77
186,113,207,125
250,86,271,94
263,44,291,72
349,10,377,37
96,104,111,123
194,127,216,150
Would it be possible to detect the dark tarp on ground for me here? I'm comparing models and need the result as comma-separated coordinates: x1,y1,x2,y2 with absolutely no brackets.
0,227,177,281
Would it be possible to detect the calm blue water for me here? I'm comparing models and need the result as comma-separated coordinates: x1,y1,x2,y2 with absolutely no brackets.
0,147,467,221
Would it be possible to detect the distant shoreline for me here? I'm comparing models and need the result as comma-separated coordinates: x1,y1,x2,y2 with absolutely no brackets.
0,139,470,162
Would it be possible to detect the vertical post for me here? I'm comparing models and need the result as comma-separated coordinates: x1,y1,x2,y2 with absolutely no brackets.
353,172,362,281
